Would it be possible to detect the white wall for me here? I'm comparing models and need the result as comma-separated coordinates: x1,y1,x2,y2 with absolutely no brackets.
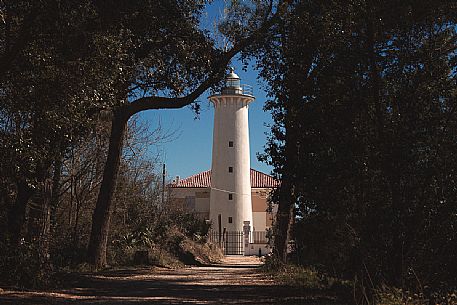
169,187,274,232
252,212,267,232
209,95,254,232
245,243,272,256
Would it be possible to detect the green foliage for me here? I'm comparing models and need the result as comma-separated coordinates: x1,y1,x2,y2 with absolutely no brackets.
263,256,350,291
374,287,425,305
257,0,457,296
372,286,457,305
0,240,50,288
429,292,457,305
109,221,218,267
274,266,324,289
0,0,275,287
110,212,211,252
50,233,92,269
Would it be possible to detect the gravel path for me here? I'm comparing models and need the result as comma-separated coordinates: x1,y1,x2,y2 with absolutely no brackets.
0,257,344,304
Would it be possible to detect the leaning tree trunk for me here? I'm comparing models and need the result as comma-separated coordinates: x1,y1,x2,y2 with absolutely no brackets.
87,110,128,268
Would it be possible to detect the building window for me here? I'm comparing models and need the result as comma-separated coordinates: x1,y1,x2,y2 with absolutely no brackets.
228,166,233,173
228,141,233,147
228,217,233,223
228,193,233,200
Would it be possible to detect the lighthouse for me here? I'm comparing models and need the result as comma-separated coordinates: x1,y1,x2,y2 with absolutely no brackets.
208,68,255,233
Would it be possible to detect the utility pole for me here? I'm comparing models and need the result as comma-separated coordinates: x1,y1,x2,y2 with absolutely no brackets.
162,163,166,204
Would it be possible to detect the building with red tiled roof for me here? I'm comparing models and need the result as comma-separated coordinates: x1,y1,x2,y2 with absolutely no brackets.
168,168,279,238
170,168,279,188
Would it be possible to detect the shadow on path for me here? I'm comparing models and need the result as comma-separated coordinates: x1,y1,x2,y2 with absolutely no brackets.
0,258,348,304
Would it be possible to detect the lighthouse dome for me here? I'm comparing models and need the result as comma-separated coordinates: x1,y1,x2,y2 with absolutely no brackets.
226,67,240,80
224,67,241,90
210,68,253,97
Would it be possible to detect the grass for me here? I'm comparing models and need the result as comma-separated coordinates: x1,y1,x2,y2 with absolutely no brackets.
262,256,350,291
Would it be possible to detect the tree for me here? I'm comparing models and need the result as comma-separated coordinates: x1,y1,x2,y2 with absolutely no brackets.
85,0,286,268
0,0,129,277
0,0,287,270
258,0,457,290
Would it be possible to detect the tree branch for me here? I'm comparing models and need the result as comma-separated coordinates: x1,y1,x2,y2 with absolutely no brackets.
125,2,284,117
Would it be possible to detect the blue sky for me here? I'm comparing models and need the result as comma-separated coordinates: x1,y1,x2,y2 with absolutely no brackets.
140,61,273,180
138,1,274,180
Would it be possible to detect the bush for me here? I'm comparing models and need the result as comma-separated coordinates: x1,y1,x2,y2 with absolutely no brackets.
0,240,51,288
50,234,87,269
262,255,346,290
374,286,432,305
108,220,221,267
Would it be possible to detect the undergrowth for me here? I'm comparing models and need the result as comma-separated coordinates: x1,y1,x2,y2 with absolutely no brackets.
262,256,457,305
374,287,457,305
262,255,350,291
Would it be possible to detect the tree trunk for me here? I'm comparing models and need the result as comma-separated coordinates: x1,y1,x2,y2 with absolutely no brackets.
38,178,53,275
87,110,127,268
72,196,82,244
8,180,33,246
274,105,298,263
272,52,301,263
273,174,295,263
273,119,297,263
50,156,62,235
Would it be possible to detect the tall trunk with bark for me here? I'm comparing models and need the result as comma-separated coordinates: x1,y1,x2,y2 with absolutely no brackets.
37,177,53,275
50,154,63,235
272,45,301,262
87,109,128,268
366,14,405,285
8,180,33,246
273,102,299,262
273,171,295,263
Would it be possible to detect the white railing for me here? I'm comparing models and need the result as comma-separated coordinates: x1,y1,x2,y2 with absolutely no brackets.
207,230,269,245
213,84,254,96
252,231,268,244
240,84,253,96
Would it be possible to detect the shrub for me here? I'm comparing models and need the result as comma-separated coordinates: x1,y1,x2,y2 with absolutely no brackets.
0,240,51,288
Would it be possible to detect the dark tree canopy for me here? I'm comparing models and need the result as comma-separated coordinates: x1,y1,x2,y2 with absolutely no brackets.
257,0,457,291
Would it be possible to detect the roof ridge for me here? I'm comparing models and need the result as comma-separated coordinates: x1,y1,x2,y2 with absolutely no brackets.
170,168,279,188
181,169,210,179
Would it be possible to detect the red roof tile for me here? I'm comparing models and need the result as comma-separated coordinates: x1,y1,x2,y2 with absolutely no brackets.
172,170,212,188
170,168,279,188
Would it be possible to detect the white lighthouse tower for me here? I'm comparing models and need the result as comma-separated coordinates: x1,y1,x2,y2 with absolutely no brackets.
208,68,255,234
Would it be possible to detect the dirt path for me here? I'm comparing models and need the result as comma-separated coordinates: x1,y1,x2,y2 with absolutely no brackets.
0,257,344,304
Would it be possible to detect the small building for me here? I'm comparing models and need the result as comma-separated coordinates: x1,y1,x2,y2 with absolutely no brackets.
168,168,278,255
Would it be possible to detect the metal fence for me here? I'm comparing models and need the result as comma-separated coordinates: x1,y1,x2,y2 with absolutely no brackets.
207,230,243,255
224,231,244,255
207,230,268,255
